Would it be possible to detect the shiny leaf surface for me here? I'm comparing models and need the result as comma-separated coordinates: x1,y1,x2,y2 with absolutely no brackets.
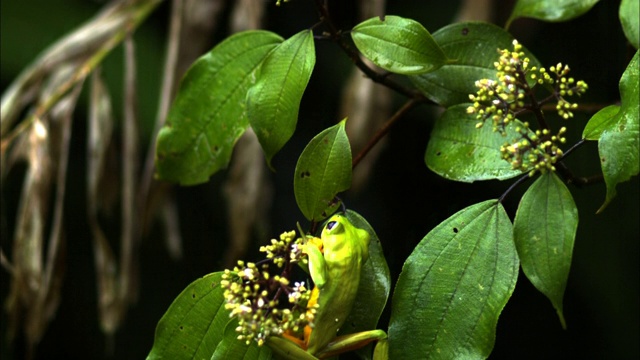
425,104,525,182
247,30,316,167
155,31,282,185
351,15,449,75
389,200,518,359
294,119,352,221
514,172,578,328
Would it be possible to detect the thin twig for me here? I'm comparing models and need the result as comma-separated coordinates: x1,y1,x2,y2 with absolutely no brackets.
554,139,603,187
499,172,531,203
352,98,420,169
561,138,585,159
499,138,601,201
313,0,430,102
139,0,184,225
517,67,550,130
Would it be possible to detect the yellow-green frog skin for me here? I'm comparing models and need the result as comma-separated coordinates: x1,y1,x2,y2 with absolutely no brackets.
267,214,387,360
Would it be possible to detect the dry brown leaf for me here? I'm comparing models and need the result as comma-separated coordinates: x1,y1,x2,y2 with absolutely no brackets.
87,69,121,335
1,0,162,135
5,65,83,356
118,35,141,312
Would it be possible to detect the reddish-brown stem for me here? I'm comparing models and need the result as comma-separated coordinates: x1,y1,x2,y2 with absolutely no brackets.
352,98,420,169
556,161,604,187
516,66,550,130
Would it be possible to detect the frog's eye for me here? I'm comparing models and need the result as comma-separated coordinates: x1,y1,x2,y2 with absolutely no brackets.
325,217,344,234
326,221,338,231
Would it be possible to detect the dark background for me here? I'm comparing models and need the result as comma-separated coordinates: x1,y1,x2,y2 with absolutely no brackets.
1,0,638,359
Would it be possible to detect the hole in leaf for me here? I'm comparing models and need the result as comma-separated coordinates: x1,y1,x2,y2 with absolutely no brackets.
300,170,311,178
461,27,469,36
179,325,184,331
436,151,442,156
453,227,459,233
192,293,196,299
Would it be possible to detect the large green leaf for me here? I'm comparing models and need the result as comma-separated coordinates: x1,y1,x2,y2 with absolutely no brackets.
410,22,541,107
155,31,283,185
340,210,391,360
211,323,273,360
147,273,228,360
582,104,620,140
620,0,639,49
425,104,525,182
506,0,600,27
597,51,639,212
351,15,449,75
388,200,519,360
247,30,315,167
514,172,578,328
294,119,352,222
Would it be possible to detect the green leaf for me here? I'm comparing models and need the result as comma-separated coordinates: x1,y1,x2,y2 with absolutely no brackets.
388,200,518,360
340,210,391,359
294,119,352,222
155,31,283,185
351,15,449,75
410,22,541,107
597,51,639,212
425,103,526,182
514,172,578,328
620,0,639,49
147,273,228,360
507,0,600,27
211,322,273,360
582,104,620,140
247,30,316,167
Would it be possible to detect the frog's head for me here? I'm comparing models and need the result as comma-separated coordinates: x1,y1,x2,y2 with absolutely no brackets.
320,214,370,259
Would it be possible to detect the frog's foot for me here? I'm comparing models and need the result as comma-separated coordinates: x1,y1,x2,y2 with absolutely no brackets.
315,329,388,360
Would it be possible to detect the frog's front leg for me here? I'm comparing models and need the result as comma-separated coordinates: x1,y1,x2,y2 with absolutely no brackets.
315,329,388,360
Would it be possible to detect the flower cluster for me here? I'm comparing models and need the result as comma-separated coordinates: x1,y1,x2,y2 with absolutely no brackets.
468,40,588,130
501,123,567,175
467,40,530,134
467,40,588,176
221,230,317,346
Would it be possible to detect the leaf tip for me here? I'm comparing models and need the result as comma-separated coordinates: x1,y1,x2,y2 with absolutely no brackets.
556,308,567,330
595,200,610,214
